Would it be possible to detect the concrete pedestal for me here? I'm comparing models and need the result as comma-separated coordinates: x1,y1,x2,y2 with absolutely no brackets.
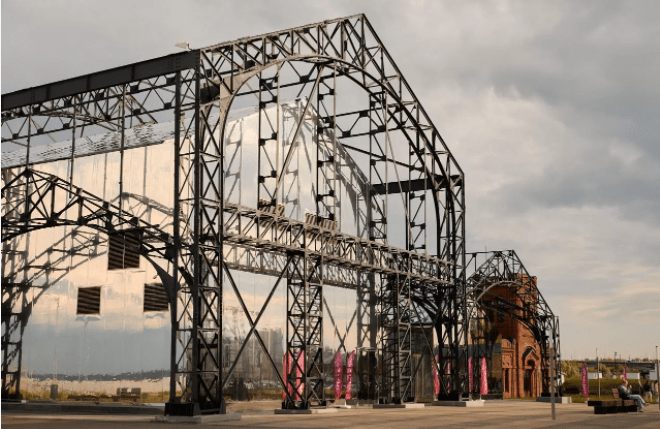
430,400,485,407
373,403,425,409
536,396,572,404
154,413,241,424
274,407,338,414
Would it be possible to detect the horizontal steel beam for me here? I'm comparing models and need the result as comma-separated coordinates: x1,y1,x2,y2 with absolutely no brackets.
372,175,463,194
223,202,451,284
2,52,199,111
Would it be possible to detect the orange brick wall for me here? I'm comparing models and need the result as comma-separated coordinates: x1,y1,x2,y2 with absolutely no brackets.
486,276,542,398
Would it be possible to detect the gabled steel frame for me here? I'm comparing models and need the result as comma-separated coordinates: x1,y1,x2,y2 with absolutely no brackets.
2,15,467,413
465,250,561,396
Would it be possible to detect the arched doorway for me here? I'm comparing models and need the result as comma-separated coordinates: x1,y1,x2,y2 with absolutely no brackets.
524,359,537,397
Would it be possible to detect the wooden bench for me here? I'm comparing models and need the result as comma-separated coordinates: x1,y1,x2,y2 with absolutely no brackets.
586,389,637,414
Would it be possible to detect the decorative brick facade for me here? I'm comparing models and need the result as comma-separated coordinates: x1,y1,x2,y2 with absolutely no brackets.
484,276,543,398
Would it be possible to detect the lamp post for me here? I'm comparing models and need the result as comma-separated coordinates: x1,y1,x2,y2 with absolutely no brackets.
597,348,600,399
655,346,660,408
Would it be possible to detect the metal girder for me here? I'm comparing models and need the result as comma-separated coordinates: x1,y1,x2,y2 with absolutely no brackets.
1,52,199,112
372,175,462,195
222,202,448,283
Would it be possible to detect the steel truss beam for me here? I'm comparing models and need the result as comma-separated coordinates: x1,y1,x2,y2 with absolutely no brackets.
223,202,448,283
0,169,173,258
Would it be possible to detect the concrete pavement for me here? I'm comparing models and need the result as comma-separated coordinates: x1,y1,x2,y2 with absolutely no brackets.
2,399,659,428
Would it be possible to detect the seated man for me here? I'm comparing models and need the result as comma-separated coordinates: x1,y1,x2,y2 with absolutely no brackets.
619,380,649,412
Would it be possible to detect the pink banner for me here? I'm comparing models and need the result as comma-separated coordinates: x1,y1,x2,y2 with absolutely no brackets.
282,352,292,401
432,355,440,395
480,357,488,395
345,351,355,400
334,351,343,400
581,363,588,398
468,357,473,392
623,366,627,382
296,351,305,400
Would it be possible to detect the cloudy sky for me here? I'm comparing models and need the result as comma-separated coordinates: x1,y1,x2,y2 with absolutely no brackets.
2,0,659,362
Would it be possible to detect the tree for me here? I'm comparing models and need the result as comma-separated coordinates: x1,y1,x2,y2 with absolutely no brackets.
563,361,580,379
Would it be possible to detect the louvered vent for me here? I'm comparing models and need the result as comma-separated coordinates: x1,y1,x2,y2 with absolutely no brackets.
77,287,101,315
144,283,169,312
107,230,142,270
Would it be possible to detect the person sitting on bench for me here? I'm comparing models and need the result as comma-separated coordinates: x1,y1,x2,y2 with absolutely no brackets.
619,379,649,412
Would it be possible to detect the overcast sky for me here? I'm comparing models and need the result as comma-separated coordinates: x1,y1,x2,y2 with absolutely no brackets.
2,0,659,362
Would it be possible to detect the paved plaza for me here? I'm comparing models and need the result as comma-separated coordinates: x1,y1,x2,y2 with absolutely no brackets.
2,400,659,428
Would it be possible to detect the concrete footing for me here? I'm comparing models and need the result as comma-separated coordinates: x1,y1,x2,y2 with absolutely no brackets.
373,403,425,409
430,400,485,407
274,407,338,414
154,413,241,424
536,396,572,404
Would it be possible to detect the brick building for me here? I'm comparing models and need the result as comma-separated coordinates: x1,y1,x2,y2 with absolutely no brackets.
481,275,544,398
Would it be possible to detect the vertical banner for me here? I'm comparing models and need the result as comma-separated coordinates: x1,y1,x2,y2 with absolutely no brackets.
282,352,292,401
581,363,588,398
334,351,343,400
345,351,356,400
432,355,440,396
446,362,451,391
623,366,627,382
480,357,489,395
468,357,473,393
296,351,305,400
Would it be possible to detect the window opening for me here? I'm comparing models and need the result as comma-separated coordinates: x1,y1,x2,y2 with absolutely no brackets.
77,286,101,315
143,283,169,312
107,230,142,270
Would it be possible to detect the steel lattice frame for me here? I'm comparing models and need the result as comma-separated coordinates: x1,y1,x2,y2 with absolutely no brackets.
464,250,562,396
1,15,468,413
